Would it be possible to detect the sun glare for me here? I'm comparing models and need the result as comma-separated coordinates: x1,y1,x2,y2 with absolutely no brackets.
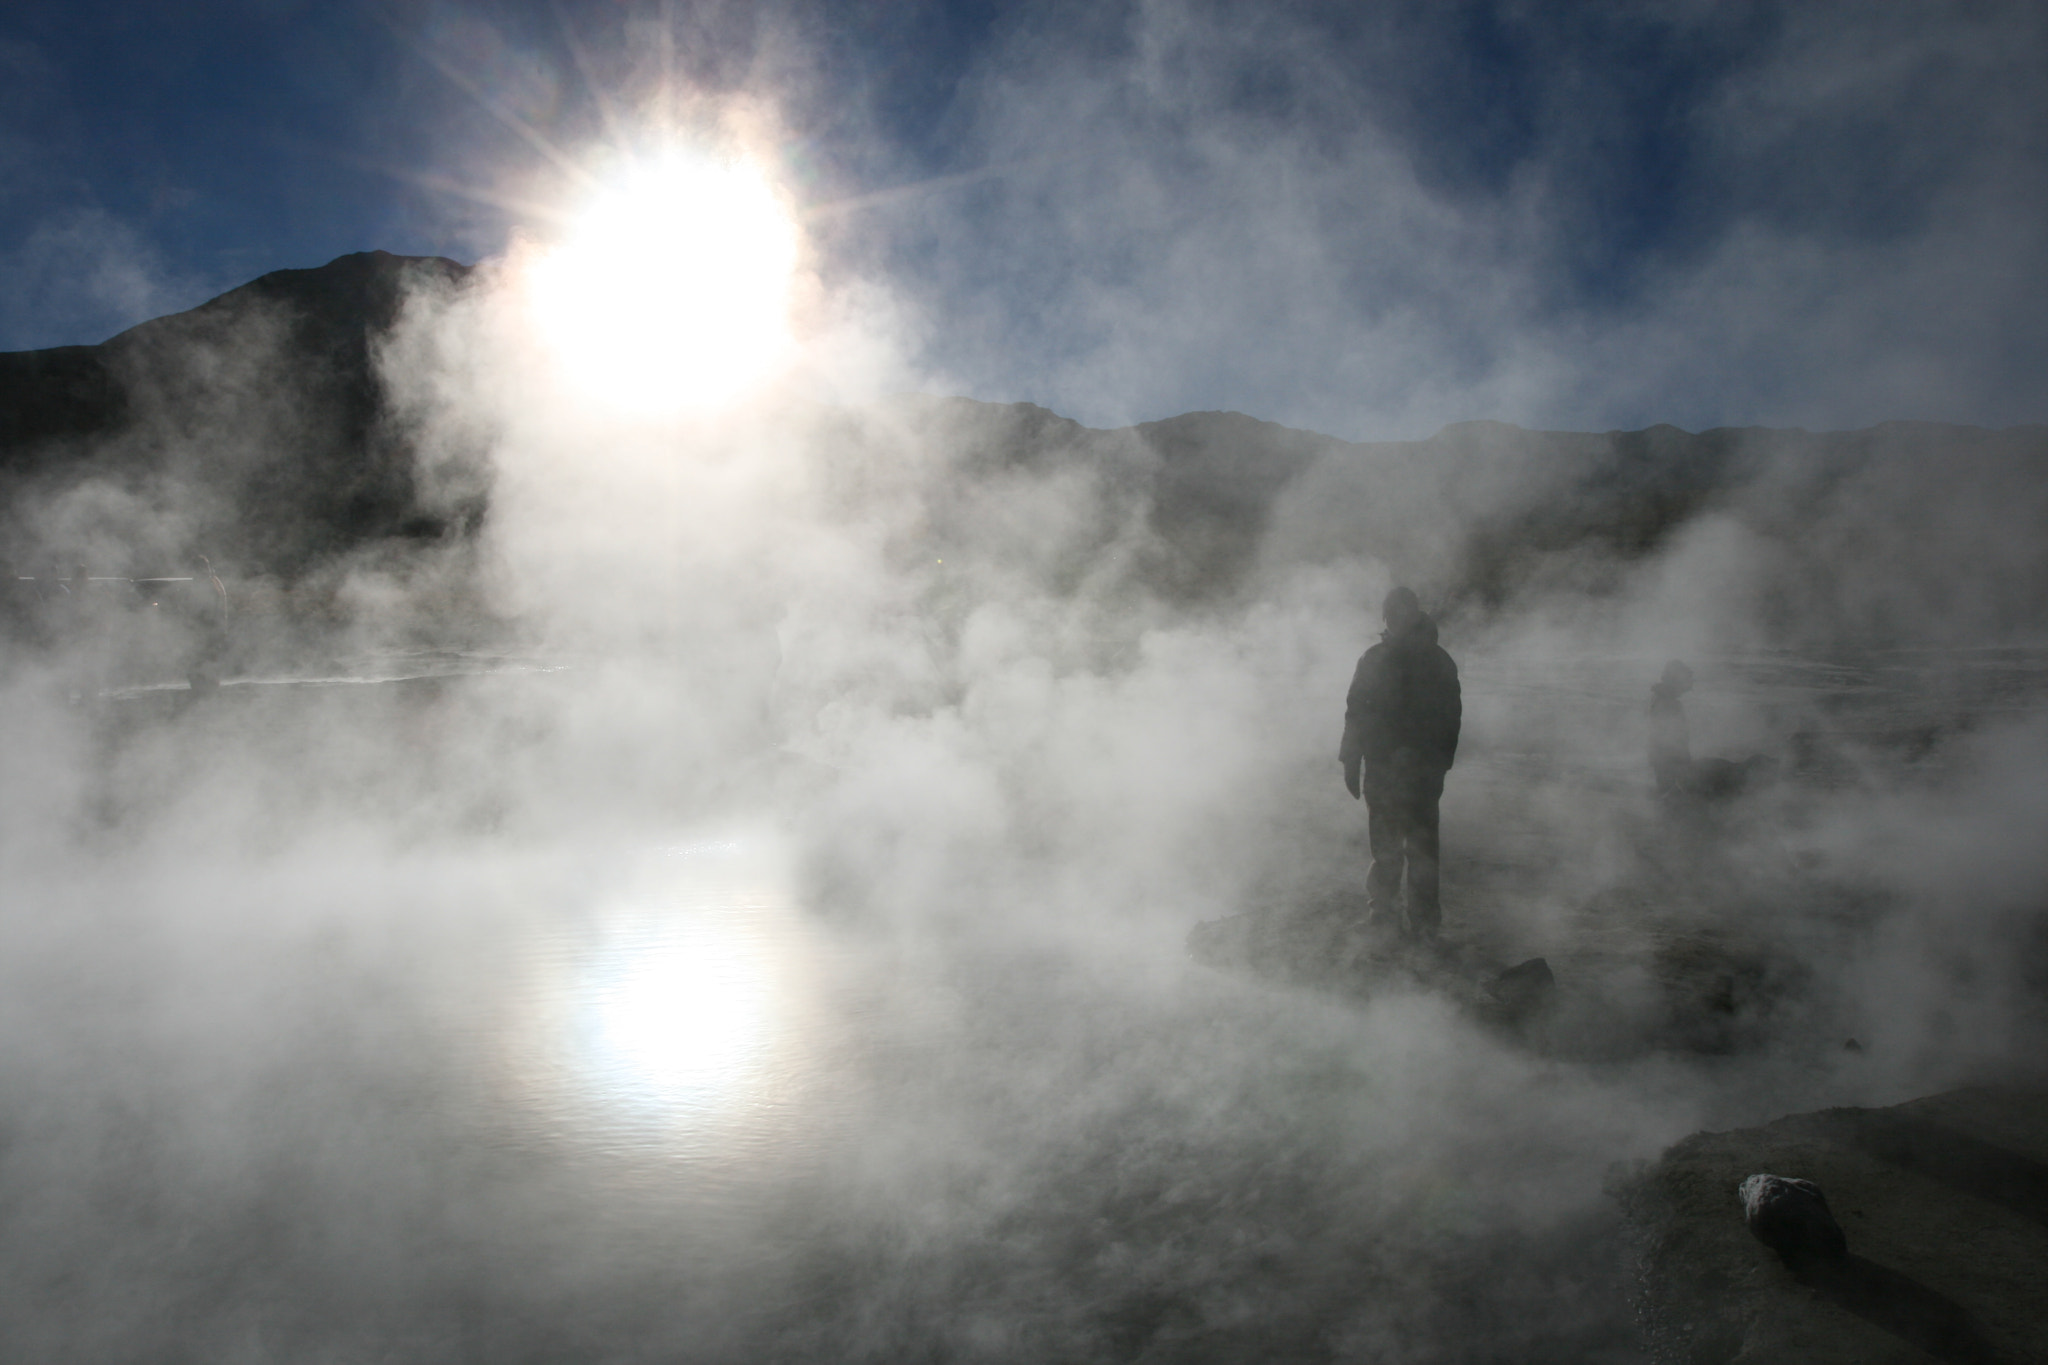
528,150,799,413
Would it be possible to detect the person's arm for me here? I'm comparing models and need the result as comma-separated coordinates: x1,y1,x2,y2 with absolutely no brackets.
1339,654,1371,797
1416,648,1461,770
1443,654,1461,769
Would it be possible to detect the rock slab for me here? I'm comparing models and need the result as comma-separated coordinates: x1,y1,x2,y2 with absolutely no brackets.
1623,1086,2048,1364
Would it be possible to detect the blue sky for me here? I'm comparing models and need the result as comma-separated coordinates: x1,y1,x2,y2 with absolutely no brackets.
4,1,2044,438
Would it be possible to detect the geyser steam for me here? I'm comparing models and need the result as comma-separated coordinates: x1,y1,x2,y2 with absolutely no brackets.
5,6,2047,1357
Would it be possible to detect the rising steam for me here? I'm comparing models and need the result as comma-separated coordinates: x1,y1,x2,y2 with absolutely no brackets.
1,4,2044,1359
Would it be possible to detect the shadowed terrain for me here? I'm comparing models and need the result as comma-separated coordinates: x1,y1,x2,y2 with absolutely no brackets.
5,256,2048,1363
8,253,2048,656
1623,1087,2048,1364
0,251,474,575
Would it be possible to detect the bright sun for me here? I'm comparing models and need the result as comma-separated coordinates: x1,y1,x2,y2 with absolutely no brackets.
528,150,799,414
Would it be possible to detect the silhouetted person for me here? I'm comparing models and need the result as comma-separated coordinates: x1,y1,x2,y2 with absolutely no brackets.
1650,660,1775,807
1340,587,1461,941
1648,659,1695,796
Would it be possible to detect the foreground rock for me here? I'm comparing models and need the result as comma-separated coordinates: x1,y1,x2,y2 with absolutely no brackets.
1623,1086,2048,1364
1738,1174,1848,1268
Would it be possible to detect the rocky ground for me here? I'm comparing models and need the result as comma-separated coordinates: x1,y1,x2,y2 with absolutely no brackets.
1190,874,2048,1364
1187,776,1873,1065
1189,688,2048,1363
1620,1086,2048,1365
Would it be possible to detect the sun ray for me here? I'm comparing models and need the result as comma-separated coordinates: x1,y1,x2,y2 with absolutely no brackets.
549,0,632,149
384,13,596,189
801,158,1046,220
339,152,571,225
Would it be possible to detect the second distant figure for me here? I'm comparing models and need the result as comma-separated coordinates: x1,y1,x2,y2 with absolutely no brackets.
1340,586,1462,942
1647,659,1695,796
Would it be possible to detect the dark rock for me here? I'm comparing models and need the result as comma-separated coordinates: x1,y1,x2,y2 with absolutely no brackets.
1740,1173,1848,1267
1490,957,1555,1017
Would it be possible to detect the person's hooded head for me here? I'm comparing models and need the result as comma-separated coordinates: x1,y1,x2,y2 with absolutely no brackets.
1659,659,1694,695
1382,585,1423,637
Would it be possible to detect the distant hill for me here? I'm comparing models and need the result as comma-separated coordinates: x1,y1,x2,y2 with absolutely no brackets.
4,252,2046,647
0,250,473,575
859,397,2048,648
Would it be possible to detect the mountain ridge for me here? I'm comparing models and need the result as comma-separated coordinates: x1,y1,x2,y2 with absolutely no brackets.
3,253,2045,647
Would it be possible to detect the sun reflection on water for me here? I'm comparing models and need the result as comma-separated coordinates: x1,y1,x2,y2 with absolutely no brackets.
579,900,777,1111
510,833,823,1143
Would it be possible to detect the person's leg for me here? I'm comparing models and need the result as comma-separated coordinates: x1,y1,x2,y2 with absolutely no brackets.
1365,791,1406,932
1403,772,1444,938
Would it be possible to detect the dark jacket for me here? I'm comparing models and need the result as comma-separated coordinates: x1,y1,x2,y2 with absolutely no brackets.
1340,614,1461,772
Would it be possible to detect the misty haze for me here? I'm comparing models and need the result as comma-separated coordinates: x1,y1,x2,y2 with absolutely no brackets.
4,5,2048,1363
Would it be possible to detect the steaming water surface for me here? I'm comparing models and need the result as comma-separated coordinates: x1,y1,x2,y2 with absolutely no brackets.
494,836,866,1170
437,837,1661,1362
9,649,2047,1360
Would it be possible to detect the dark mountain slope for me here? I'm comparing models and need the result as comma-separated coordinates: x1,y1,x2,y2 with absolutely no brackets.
5,253,2046,648
0,251,473,573
879,395,2048,646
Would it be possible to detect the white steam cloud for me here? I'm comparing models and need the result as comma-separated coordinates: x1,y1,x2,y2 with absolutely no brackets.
2,2,2045,1358
870,0,2048,437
